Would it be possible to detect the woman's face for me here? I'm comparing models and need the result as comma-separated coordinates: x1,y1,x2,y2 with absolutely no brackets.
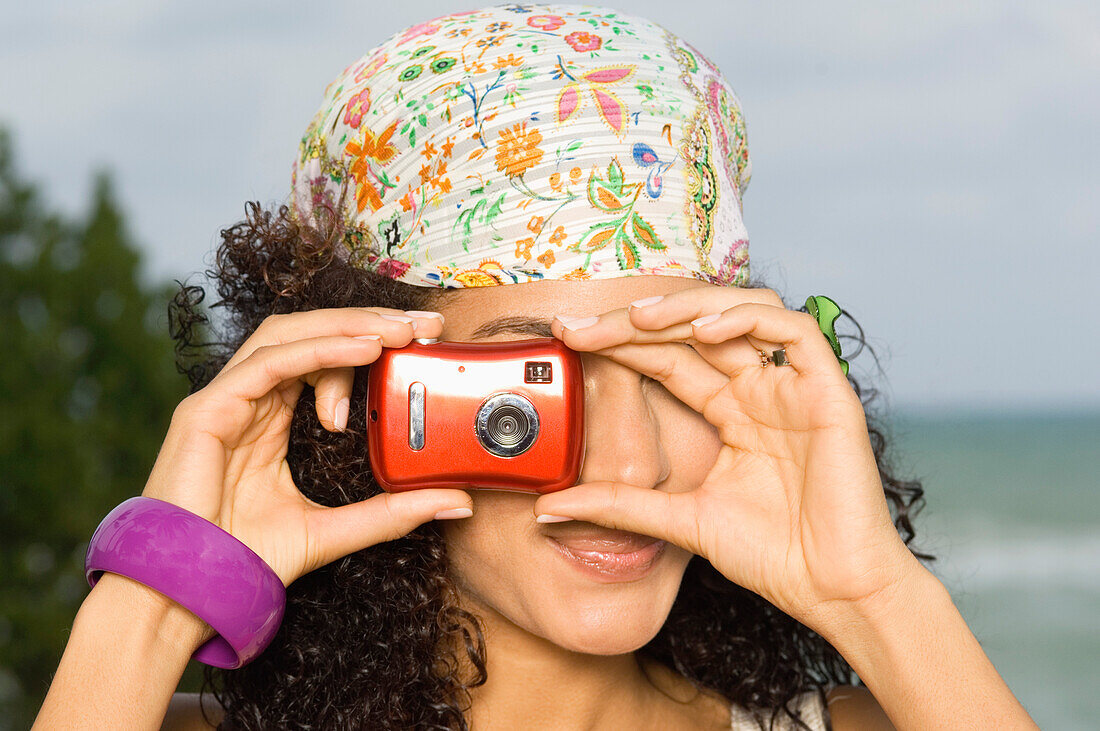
431,275,725,655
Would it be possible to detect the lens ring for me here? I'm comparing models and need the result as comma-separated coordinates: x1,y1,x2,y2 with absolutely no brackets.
475,393,540,457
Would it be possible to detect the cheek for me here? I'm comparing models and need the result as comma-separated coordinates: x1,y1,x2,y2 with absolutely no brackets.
442,490,534,589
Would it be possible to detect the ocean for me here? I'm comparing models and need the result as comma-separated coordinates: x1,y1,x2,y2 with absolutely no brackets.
887,409,1100,729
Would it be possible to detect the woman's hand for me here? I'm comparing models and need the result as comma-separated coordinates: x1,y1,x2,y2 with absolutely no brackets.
142,307,474,591
534,286,923,634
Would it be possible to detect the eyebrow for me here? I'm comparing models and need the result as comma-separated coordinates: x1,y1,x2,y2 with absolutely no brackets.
468,315,555,340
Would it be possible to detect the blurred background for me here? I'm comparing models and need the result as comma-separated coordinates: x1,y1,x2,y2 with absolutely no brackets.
1,0,1097,728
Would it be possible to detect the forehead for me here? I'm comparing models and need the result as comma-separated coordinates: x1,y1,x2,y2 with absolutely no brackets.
428,275,713,338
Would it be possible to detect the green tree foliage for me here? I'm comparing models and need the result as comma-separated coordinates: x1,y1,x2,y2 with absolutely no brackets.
0,127,194,728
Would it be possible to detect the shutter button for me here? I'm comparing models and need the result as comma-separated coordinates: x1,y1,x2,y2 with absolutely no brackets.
414,337,439,345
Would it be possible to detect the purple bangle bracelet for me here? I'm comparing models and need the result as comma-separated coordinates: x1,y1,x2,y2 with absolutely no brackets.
84,496,286,669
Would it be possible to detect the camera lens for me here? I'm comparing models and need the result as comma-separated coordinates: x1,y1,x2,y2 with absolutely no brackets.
475,393,540,457
487,405,528,446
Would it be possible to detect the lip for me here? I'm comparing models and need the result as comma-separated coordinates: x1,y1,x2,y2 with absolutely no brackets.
549,527,660,553
547,534,667,583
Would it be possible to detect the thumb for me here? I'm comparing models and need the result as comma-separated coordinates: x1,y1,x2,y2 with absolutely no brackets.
304,489,474,570
533,482,702,555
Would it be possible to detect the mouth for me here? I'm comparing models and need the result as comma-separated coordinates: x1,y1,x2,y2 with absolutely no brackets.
544,525,667,582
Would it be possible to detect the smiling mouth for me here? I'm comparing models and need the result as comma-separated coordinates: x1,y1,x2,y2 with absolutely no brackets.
544,525,668,581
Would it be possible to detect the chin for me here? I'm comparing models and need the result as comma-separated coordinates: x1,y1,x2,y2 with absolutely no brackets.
533,579,687,655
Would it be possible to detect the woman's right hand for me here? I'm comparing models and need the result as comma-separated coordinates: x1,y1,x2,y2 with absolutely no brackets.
140,307,472,595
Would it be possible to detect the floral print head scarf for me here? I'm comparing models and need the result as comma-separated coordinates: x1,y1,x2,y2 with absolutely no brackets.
291,3,752,289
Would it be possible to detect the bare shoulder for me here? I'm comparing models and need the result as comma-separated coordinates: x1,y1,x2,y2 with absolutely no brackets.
162,692,224,730
826,685,895,730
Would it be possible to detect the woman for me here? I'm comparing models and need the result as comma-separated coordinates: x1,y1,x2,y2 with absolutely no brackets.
35,5,1034,729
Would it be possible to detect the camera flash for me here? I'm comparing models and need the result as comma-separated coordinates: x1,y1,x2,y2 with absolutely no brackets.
525,361,553,383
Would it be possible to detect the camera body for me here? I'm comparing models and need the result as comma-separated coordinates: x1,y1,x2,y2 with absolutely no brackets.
366,337,585,494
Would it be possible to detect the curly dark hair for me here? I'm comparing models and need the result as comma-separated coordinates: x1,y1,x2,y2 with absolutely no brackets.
172,194,931,730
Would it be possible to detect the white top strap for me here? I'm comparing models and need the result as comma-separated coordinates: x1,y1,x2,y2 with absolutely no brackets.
729,689,829,730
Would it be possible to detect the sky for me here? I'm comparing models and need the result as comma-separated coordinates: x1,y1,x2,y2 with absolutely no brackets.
3,0,1098,412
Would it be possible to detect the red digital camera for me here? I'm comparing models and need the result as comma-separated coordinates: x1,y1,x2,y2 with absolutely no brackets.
366,337,585,494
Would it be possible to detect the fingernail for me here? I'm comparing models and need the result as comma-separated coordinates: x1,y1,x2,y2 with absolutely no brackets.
434,507,473,520
691,313,721,328
406,310,445,323
536,514,574,523
379,313,416,324
334,397,349,431
355,334,383,341
629,295,664,310
560,315,599,331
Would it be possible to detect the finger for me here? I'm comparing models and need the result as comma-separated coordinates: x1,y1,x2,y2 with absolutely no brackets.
592,342,727,415
226,308,444,369
690,303,842,377
304,489,474,569
533,482,706,556
308,367,355,432
634,287,787,356
551,285,785,351
553,283,791,381
215,335,384,402
553,287,784,376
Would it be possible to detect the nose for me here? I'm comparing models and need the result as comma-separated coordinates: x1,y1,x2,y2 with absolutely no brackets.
575,352,670,489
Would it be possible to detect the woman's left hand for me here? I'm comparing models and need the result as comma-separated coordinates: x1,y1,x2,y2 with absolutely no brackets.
535,285,923,634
